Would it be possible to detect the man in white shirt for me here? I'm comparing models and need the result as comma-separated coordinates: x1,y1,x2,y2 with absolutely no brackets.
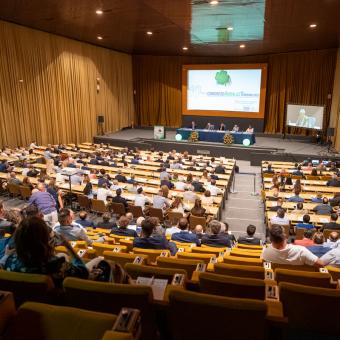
153,189,170,210
262,224,323,267
270,208,290,226
204,179,222,196
165,222,181,236
174,180,187,191
134,187,151,209
320,244,340,267
96,184,112,203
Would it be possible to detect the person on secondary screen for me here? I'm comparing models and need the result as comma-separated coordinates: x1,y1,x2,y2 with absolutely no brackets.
295,108,316,129
246,125,254,133
232,125,239,132
205,122,211,130
219,123,226,131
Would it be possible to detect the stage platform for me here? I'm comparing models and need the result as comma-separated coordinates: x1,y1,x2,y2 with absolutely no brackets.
94,128,340,165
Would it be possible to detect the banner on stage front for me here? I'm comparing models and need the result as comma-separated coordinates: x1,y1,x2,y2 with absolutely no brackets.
154,126,165,139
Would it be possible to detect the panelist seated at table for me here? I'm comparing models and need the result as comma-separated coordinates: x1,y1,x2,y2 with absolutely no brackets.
190,121,196,130
232,125,239,132
219,123,226,131
246,125,254,133
205,122,214,130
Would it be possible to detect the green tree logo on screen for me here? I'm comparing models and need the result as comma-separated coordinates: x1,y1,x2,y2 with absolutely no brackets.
215,70,231,86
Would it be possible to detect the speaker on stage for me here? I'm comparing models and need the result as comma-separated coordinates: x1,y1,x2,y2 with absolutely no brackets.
97,115,104,123
327,127,335,137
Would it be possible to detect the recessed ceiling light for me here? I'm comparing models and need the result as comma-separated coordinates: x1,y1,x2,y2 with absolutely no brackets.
210,0,219,5
95,10,103,15
240,44,245,48
227,27,234,31
309,23,317,28
146,31,153,35
97,36,103,40
182,46,188,51
19,79,24,83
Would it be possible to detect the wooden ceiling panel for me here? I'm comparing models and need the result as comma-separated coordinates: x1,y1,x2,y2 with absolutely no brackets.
0,0,339,56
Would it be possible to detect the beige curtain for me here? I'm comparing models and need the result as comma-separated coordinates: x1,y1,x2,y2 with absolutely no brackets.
0,20,134,147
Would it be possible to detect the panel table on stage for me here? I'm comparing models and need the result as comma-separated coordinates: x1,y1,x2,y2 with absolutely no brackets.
176,128,255,145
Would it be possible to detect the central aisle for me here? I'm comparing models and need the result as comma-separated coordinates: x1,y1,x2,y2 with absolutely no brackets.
221,161,265,240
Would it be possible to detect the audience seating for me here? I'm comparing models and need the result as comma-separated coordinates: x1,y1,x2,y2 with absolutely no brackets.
102,251,148,267
3,302,118,340
0,271,54,307
189,215,207,229
236,243,263,250
167,211,183,224
199,272,266,300
213,263,265,280
19,186,31,200
167,290,267,340
326,266,340,281
223,255,263,266
177,252,216,264
270,263,318,272
63,278,156,340
110,203,126,216
77,194,91,210
91,199,108,214
128,205,143,218
132,248,170,264
125,263,187,283
7,184,20,198
191,246,226,257
275,268,335,288
280,282,340,337
148,207,164,222
156,257,203,279
92,243,127,256
230,249,262,258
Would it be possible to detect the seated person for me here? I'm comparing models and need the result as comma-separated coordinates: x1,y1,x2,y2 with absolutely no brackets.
232,125,239,132
75,211,94,228
133,218,177,255
269,198,286,212
330,192,340,207
320,243,340,267
307,233,331,257
54,209,103,245
190,199,206,217
261,224,323,267
322,212,340,231
294,229,314,247
201,190,214,205
192,224,204,240
171,218,199,245
115,170,127,183
288,189,304,203
292,166,303,177
295,214,314,230
165,221,181,237
170,197,189,215
134,187,151,209
326,174,340,187
201,220,232,248
95,212,116,229
205,122,211,130
324,231,340,249
190,121,196,130
237,225,262,245
263,164,274,174
291,202,308,215
111,188,128,209
246,125,254,133
214,162,225,174
270,208,290,226
219,123,226,131
314,197,333,215
153,189,170,211
182,186,198,203
111,216,138,237
0,217,88,285
311,192,323,203
204,179,222,196
191,177,204,193
96,183,112,203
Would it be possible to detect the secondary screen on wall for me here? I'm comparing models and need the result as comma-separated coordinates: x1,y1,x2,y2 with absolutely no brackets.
286,104,324,130
182,64,267,118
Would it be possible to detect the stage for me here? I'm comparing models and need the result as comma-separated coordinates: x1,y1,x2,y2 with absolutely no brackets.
94,128,340,165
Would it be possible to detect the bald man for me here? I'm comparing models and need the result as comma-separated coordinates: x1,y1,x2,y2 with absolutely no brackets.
28,183,58,226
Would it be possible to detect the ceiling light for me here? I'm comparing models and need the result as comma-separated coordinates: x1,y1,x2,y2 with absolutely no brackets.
95,10,103,15
309,23,317,28
19,79,24,83
146,31,153,35
182,46,188,51
97,36,103,40
227,27,234,31
210,0,219,5
240,44,245,48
